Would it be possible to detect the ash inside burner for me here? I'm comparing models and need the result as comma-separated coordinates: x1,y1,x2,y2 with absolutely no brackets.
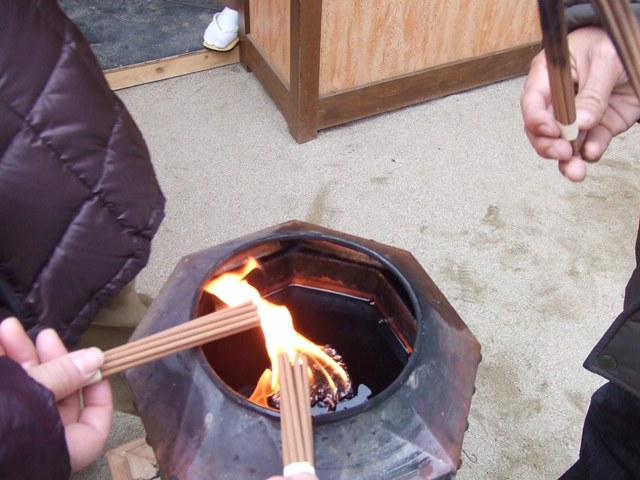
268,345,354,412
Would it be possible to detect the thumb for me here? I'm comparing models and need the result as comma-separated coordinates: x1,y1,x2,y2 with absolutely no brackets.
574,51,623,130
575,87,614,132
28,348,104,401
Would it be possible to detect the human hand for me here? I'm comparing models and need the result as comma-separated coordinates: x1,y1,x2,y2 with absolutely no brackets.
0,317,112,471
521,26,640,181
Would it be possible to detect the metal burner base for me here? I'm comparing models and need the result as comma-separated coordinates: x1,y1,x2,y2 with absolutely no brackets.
125,221,480,480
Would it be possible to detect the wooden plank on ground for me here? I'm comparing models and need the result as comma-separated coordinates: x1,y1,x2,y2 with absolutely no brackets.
105,48,239,90
106,437,160,480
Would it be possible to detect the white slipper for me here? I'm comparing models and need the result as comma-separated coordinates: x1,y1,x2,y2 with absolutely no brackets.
203,8,239,52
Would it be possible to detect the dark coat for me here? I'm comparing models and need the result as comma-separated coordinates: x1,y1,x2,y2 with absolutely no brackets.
0,0,164,477
584,223,640,397
564,0,640,32
0,0,165,348
0,357,70,479
563,1,640,397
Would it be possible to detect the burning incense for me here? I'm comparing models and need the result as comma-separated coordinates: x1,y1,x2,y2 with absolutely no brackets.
537,0,580,153
277,352,315,477
591,0,640,98
99,301,259,378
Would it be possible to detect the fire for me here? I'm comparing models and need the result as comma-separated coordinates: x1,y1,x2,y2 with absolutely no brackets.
204,258,351,409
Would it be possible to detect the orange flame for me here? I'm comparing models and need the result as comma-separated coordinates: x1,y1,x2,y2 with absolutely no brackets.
204,258,349,407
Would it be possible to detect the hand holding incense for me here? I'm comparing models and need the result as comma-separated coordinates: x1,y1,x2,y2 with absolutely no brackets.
537,0,580,153
591,0,640,98
97,301,259,379
277,352,315,477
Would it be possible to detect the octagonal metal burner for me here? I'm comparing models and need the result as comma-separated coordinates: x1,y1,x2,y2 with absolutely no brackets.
125,221,481,480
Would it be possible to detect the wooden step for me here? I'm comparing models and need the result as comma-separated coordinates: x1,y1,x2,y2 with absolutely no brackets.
106,437,159,480
105,47,239,90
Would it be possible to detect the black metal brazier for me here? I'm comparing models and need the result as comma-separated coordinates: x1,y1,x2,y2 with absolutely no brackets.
125,221,481,480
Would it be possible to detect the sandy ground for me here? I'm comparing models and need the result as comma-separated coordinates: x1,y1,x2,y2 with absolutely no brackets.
73,64,640,480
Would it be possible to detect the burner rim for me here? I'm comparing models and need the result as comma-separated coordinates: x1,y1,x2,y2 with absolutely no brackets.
192,230,424,425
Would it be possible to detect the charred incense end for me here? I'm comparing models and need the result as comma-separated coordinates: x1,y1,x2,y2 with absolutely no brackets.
270,345,355,412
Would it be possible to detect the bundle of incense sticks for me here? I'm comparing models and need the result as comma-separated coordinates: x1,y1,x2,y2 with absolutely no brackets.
277,352,315,477
537,0,580,154
537,0,581,153
99,301,260,378
591,0,640,98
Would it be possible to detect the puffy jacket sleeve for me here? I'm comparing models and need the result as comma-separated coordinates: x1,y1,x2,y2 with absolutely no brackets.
0,0,165,347
564,0,640,31
0,357,70,480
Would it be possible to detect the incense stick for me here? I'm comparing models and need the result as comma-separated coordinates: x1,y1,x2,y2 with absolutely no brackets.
277,352,315,477
537,0,580,153
99,301,260,378
591,0,640,98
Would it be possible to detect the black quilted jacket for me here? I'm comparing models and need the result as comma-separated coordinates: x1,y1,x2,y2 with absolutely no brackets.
0,357,71,479
564,0,640,398
0,0,164,477
0,0,165,348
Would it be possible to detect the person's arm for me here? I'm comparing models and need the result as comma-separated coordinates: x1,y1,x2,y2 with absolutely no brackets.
0,356,71,479
520,25,640,181
0,317,112,474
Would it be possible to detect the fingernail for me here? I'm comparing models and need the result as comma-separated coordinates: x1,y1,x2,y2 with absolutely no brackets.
85,370,103,385
71,348,104,378
0,317,20,330
558,161,567,177
577,109,593,126
582,141,601,162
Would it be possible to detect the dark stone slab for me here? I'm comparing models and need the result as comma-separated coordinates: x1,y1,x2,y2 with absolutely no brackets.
59,0,228,70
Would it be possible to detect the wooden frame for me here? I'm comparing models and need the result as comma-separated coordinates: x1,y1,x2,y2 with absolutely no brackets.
106,438,158,480
239,0,541,143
